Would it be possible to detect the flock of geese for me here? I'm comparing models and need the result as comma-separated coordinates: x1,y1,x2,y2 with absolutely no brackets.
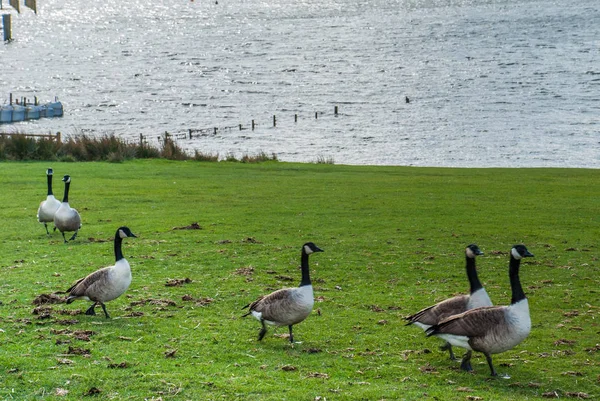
36,169,535,377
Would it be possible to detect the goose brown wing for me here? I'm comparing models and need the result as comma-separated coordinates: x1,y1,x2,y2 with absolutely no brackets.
67,268,110,297
406,295,469,325
249,288,294,321
432,306,507,337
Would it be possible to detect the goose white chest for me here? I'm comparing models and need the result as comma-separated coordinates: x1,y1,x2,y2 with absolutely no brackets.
103,259,132,301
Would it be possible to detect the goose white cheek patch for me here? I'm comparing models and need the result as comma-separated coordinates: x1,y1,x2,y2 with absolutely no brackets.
511,248,522,260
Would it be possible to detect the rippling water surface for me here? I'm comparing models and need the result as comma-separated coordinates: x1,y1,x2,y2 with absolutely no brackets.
1,0,599,166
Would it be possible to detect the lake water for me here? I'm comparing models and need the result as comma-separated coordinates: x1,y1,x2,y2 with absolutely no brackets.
1,0,599,167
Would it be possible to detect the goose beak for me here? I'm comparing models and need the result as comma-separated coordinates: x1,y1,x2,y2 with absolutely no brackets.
523,250,534,258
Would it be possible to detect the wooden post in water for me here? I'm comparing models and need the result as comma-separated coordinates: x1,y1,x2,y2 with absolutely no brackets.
294,114,298,122
213,127,217,135
315,112,318,119
273,115,276,127
252,120,255,130
188,129,193,139
334,106,338,116
56,132,62,144
239,124,242,131
1,15,10,42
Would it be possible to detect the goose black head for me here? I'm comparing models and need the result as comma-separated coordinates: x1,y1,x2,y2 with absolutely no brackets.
46,168,54,176
303,242,324,255
62,175,71,183
466,243,484,258
117,226,137,239
511,244,534,260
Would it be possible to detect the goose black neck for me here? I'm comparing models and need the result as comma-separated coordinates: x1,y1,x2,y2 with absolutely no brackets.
114,233,125,262
62,181,70,203
509,256,526,304
466,255,483,293
299,252,311,287
47,174,54,196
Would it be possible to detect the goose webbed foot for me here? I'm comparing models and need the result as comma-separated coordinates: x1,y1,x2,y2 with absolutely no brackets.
257,320,267,341
69,230,79,241
440,342,457,361
85,303,97,316
460,350,473,372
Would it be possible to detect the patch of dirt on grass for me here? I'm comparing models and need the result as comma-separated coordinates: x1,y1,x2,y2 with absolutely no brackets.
181,295,214,306
83,387,101,396
164,349,177,358
554,339,576,346
67,346,91,355
307,372,329,379
33,293,65,305
172,222,202,230
234,266,254,276
131,298,177,307
108,362,129,369
165,278,193,287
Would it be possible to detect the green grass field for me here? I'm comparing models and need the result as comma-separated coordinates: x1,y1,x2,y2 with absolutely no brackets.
0,160,598,400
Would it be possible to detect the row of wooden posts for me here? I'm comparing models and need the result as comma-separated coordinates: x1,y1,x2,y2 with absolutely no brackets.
1,0,38,42
152,106,341,145
1,105,341,148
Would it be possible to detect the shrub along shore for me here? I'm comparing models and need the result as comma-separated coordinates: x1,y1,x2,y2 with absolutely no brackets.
0,159,598,400
0,133,278,162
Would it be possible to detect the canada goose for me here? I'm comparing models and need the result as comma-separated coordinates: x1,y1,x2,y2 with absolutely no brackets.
405,244,490,360
37,168,61,235
54,175,82,243
242,242,324,343
425,245,534,377
65,226,137,318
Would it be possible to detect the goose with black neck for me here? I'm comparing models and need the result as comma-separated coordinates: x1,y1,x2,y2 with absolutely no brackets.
64,226,137,318
53,174,82,243
242,242,324,343
37,168,61,235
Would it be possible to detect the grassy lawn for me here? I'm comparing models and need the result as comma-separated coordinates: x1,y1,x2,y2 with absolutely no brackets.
0,160,598,400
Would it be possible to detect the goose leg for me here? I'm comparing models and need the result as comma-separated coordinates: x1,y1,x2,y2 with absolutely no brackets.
44,223,50,235
484,352,499,377
460,350,473,372
100,302,111,319
61,231,68,243
69,230,79,241
288,325,294,343
85,303,97,316
257,320,267,341
440,342,457,361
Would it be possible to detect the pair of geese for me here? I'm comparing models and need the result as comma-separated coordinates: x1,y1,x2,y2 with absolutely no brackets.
406,243,535,377
37,168,82,243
